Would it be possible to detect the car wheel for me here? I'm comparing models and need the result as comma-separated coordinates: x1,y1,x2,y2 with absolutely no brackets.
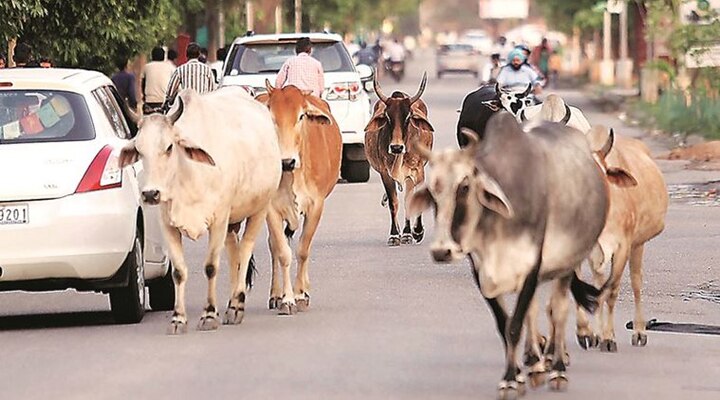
149,260,175,311
341,159,370,183
109,233,146,324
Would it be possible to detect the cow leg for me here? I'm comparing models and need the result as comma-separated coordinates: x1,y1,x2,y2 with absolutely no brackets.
629,244,648,347
400,177,415,244
600,246,630,353
380,173,400,246
470,256,509,346
498,260,540,400
162,224,188,335
523,297,546,388
294,201,325,311
575,251,604,350
197,219,228,331
224,211,266,325
547,275,573,392
266,208,296,315
266,209,288,310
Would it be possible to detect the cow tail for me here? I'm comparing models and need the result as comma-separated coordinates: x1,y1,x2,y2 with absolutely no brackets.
245,254,257,289
570,271,601,314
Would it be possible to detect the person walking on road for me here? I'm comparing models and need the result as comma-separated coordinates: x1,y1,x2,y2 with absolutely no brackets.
111,56,138,111
141,46,175,115
275,37,325,98
162,42,217,111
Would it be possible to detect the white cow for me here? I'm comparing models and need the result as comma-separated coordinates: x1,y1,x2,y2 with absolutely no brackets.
119,87,282,334
518,94,592,133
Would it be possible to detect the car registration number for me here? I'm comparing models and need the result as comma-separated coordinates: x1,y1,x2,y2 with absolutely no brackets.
0,204,29,225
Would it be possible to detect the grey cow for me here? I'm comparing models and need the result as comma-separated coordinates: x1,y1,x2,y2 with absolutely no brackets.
409,113,618,399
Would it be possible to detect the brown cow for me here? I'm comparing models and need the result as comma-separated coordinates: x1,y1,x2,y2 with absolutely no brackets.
365,72,434,246
576,126,668,352
258,82,342,314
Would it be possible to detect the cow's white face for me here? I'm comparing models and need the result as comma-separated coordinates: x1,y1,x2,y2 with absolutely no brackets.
497,83,534,118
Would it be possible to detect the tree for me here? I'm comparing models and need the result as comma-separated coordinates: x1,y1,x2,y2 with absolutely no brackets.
4,0,185,73
535,0,601,34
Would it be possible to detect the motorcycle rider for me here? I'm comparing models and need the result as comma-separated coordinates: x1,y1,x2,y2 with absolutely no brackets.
353,41,378,69
383,38,406,81
495,48,542,94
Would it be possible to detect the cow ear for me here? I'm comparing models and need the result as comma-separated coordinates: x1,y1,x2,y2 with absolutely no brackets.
481,99,501,112
177,138,216,166
410,114,434,133
303,101,333,125
265,79,275,94
119,143,139,168
607,167,638,187
365,101,388,132
474,171,514,219
408,185,435,218
255,92,270,106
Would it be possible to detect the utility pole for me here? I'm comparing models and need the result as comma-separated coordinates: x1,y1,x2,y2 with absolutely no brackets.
246,0,255,32
616,0,633,88
600,8,615,85
295,0,302,33
275,2,283,34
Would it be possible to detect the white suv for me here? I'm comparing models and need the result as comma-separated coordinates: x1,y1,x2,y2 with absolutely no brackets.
0,68,173,323
221,32,373,182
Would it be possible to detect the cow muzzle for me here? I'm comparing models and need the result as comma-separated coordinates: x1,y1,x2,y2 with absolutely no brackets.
141,189,161,205
430,241,463,263
281,158,299,171
388,144,405,155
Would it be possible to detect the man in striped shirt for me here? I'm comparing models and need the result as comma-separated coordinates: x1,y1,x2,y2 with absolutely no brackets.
162,42,217,111
275,37,325,97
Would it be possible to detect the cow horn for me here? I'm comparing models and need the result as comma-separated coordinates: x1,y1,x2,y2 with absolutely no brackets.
167,96,184,125
561,104,572,125
599,128,615,159
265,79,275,94
373,72,388,103
522,82,533,97
494,82,500,94
409,72,428,104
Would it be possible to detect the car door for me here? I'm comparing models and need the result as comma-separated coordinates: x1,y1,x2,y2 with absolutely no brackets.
96,86,166,267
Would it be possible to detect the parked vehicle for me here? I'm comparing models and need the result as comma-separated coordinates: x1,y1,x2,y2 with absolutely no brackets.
460,29,494,55
436,44,480,78
221,32,373,183
0,69,173,323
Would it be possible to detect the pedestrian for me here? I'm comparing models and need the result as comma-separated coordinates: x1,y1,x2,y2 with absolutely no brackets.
480,53,502,85
141,46,176,115
12,43,38,68
167,48,178,67
162,42,217,110
548,49,563,88
209,47,227,83
0,53,6,69
39,56,53,68
199,47,209,64
532,38,552,79
274,37,325,98
111,55,139,111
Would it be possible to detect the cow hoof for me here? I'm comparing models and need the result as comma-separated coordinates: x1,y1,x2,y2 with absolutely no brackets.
223,307,245,325
577,334,600,350
296,293,310,312
515,374,527,396
278,301,296,316
412,229,424,243
528,370,546,388
381,193,388,207
166,320,188,335
197,314,220,331
631,332,648,347
268,297,282,310
547,371,568,392
400,233,413,245
497,380,519,400
600,339,618,353
387,236,401,246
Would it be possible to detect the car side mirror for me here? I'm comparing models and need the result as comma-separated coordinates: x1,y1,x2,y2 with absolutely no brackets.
356,64,374,81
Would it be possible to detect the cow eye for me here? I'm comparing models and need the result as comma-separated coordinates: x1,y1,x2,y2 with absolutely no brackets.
165,144,173,154
299,113,306,122
457,183,470,197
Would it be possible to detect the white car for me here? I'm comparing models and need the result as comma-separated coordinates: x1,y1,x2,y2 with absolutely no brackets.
0,68,173,323
220,32,373,182
460,30,494,55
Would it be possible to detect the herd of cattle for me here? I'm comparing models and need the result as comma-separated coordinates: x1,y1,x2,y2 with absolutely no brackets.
118,73,669,399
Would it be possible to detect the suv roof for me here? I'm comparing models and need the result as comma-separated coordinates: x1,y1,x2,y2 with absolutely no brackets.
232,32,343,45
0,68,110,92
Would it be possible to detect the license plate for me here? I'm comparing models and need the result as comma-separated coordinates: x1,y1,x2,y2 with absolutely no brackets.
0,204,29,225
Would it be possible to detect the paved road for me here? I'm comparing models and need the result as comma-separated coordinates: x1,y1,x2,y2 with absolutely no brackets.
2,52,719,400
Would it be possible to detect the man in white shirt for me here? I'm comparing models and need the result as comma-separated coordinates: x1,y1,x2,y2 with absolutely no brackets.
496,48,542,94
209,47,227,83
141,47,176,114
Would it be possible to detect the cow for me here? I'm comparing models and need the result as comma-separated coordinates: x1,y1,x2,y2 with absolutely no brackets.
257,81,342,315
409,114,613,399
575,126,669,352
456,84,590,147
119,87,282,334
365,72,435,246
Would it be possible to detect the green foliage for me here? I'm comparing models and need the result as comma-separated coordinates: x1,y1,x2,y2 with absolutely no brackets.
0,0,46,41
305,0,421,34
536,0,600,34
573,4,604,33
4,0,184,74
634,89,720,139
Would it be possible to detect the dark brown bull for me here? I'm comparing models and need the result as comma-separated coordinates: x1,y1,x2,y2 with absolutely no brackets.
364,72,435,246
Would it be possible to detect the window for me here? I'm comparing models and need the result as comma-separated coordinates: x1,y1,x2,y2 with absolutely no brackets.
93,86,131,139
0,90,95,144
227,41,354,76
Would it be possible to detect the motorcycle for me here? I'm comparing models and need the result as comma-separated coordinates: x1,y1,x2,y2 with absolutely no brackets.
384,59,405,82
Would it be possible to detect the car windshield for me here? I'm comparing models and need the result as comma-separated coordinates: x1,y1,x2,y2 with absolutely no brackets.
0,90,94,144
225,41,354,76
440,44,474,52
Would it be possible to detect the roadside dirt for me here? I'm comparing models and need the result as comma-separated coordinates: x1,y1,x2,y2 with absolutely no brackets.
657,141,720,170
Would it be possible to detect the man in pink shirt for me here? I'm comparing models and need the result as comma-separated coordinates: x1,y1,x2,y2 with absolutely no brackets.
275,37,325,97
